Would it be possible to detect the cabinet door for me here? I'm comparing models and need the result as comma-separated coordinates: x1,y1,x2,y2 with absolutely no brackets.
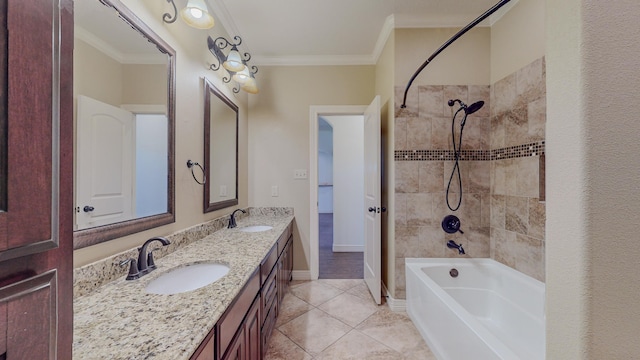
222,327,245,360
245,297,261,360
0,0,74,358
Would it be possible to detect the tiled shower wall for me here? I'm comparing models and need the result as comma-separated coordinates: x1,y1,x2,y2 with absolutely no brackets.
393,57,546,298
490,57,546,282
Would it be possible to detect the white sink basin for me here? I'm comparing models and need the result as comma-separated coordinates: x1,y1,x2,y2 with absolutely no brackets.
239,225,273,233
145,262,229,295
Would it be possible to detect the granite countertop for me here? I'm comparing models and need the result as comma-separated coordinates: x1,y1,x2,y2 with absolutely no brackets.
73,214,293,360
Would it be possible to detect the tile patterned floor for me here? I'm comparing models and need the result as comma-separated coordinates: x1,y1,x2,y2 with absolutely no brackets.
265,280,437,360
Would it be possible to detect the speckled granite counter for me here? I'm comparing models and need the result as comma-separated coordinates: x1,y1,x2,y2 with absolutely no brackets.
73,213,294,360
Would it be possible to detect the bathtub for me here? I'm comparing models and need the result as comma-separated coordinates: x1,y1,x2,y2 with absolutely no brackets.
406,258,545,360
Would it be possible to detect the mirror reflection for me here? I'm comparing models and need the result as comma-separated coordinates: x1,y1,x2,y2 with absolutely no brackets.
204,78,238,212
74,0,175,248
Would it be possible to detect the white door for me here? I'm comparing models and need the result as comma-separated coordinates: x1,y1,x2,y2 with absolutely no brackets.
76,95,135,230
364,96,381,304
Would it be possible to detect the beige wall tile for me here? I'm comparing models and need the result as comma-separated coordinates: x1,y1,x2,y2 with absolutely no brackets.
528,97,546,141
504,107,529,147
395,162,419,193
468,161,491,194
493,72,517,115
394,193,407,227
444,85,468,114
419,85,444,118
420,225,446,257
431,117,451,149
514,233,545,282
419,162,444,193
406,194,434,226
395,86,418,117
394,258,406,298
490,112,506,149
516,156,540,198
490,194,506,229
469,85,491,118
516,57,545,104
505,195,529,234
395,226,421,258
406,116,432,149
528,198,545,240
394,117,407,150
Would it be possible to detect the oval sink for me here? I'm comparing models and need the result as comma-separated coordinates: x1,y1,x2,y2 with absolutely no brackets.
145,262,229,295
239,225,273,233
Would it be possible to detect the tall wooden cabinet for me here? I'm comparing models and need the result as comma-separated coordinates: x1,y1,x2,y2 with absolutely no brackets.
0,0,73,359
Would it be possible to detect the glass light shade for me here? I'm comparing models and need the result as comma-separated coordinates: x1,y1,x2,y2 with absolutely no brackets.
232,66,251,84
223,47,245,72
241,76,259,94
180,0,215,29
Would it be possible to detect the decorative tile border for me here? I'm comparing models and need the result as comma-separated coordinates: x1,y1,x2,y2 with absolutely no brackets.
394,141,545,161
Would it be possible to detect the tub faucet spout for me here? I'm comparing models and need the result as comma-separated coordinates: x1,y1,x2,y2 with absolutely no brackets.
447,240,465,255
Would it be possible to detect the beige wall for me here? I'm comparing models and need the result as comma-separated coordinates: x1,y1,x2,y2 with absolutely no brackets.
395,27,491,87
122,64,167,105
248,65,375,272
491,0,546,83
74,38,123,107
547,0,640,358
73,0,249,267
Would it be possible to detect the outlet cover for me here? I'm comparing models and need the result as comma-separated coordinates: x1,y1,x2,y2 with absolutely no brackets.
294,169,308,179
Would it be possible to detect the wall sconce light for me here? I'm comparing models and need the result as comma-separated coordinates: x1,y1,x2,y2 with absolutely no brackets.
207,36,259,94
163,0,215,29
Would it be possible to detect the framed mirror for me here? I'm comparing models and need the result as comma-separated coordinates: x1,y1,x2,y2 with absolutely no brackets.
203,78,238,212
73,0,175,249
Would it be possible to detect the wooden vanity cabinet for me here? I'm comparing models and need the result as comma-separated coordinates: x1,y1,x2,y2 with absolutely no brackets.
190,224,294,360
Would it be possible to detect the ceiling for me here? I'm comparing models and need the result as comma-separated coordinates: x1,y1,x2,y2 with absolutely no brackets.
207,0,519,66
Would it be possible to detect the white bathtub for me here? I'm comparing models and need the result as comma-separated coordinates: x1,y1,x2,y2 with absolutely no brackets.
406,258,545,360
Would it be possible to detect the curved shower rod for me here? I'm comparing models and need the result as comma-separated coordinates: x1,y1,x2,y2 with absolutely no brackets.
399,0,512,109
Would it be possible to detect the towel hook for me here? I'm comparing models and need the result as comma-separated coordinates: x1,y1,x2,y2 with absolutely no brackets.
186,160,206,185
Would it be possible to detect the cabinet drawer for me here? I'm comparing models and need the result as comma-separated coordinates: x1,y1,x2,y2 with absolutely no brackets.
261,269,277,325
260,244,277,285
217,269,260,359
276,224,291,256
261,297,278,358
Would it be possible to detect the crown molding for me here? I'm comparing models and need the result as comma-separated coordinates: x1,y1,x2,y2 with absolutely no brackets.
207,0,521,67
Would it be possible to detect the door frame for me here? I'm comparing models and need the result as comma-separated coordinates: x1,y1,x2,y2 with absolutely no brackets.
309,105,367,280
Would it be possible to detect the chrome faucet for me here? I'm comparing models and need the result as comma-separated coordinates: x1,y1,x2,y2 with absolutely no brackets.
447,240,465,255
228,209,246,228
125,237,171,280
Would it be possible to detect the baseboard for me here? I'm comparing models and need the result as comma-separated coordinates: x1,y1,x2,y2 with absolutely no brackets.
331,244,364,252
292,270,312,281
382,282,406,312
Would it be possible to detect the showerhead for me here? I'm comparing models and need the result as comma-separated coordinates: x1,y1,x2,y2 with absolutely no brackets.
448,99,485,116
465,101,484,115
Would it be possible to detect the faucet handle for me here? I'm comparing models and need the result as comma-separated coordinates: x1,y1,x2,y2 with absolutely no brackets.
120,258,141,280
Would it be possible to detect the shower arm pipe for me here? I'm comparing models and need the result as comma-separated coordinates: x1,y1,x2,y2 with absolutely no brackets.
399,0,512,109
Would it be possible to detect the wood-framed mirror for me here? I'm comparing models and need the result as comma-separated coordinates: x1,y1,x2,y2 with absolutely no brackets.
203,78,238,212
73,0,175,249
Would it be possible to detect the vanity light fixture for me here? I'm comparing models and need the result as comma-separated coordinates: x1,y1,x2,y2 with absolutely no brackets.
163,0,215,29
207,36,259,94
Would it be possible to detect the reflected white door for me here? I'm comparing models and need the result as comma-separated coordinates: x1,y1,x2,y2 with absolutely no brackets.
76,95,135,230
364,96,381,304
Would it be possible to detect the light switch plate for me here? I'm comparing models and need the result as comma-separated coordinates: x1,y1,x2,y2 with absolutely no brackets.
271,185,279,197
